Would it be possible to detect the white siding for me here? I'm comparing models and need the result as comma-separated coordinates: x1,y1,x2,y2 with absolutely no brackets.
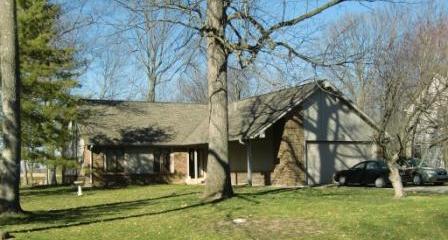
306,142,376,184
302,89,379,185
302,90,376,142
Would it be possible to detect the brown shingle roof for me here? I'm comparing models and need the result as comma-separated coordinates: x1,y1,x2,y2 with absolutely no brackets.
78,82,317,146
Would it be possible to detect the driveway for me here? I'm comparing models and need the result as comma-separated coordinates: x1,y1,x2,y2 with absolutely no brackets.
405,185,448,194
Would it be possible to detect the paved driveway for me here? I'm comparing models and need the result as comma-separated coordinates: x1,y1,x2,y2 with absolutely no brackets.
405,185,448,194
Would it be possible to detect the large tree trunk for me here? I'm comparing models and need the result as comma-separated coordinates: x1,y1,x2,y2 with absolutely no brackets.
147,73,156,102
61,166,66,184
0,0,22,213
387,154,405,199
203,0,233,201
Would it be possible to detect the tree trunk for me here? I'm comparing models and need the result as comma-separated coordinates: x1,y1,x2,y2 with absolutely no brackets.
61,166,66,184
0,0,22,213
203,0,233,201
30,162,34,186
147,73,156,102
387,154,405,199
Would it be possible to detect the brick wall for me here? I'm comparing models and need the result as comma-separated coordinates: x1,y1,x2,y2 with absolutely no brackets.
271,111,306,186
172,152,188,176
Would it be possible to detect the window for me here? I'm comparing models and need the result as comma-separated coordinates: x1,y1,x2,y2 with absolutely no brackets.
125,148,171,174
351,162,366,170
366,162,378,170
127,150,154,174
154,150,171,173
105,149,124,172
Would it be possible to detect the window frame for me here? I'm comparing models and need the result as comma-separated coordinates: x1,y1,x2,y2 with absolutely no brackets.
105,148,125,173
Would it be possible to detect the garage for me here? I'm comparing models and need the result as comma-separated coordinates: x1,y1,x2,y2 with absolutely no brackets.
305,141,376,185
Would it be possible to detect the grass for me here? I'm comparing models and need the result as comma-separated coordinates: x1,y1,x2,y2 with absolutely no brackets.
1,185,448,240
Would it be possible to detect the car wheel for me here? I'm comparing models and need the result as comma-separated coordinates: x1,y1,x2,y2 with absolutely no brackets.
374,177,385,188
338,176,346,186
413,174,423,185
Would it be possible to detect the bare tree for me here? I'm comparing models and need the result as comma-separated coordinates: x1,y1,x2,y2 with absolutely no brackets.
105,0,200,102
95,48,134,100
0,0,22,213
322,5,448,198
321,14,379,117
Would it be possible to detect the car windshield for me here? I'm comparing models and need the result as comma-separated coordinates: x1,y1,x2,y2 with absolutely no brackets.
408,159,428,167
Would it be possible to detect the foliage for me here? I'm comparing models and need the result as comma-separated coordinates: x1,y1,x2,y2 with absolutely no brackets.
1,185,448,239
17,0,79,168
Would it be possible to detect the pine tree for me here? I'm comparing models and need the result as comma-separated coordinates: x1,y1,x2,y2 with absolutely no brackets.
17,0,79,185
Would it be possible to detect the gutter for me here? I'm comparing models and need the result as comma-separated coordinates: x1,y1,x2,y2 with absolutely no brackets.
88,145,93,185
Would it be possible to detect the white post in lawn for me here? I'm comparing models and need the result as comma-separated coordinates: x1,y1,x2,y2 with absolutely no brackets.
74,180,83,196
89,146,93,185
194,150,198,181
186,151,190,180
246,140,252,186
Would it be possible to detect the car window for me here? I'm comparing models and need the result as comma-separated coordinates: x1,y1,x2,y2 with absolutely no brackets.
366,162,378,170
351,162,366,170
377,161,389,170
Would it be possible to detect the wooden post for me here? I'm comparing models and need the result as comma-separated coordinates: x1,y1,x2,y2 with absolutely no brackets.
89,147,93,185
186,151,190,179
246,140,252,186
194,150,198,181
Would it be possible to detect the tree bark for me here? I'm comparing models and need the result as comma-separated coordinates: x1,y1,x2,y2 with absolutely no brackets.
203,0,233,201
0,0,22,213
387,154,405,199
147,73,156,102
61,166,66,184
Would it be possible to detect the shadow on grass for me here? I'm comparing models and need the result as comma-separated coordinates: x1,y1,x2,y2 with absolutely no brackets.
20,185,82,197
4,186,353,235
2,191,201,233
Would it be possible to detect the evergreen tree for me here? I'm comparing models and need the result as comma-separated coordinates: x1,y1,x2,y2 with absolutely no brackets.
17,0,79,185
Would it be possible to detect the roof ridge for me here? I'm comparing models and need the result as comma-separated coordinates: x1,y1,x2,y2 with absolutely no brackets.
234,80,317,104
81,98,208,106
81,80,324,107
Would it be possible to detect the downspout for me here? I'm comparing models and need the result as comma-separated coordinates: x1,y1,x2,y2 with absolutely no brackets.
304,142,308,186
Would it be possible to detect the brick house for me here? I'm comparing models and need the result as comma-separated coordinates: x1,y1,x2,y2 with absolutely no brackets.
76,81,380,187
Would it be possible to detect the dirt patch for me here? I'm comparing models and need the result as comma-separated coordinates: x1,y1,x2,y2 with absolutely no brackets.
214,217,323,239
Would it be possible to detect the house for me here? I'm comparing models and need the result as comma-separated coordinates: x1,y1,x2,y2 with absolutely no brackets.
411,76,448,167
76,81,380,187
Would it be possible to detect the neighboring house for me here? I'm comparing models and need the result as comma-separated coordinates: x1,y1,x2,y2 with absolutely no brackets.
411,76,448,168
76,81,380,187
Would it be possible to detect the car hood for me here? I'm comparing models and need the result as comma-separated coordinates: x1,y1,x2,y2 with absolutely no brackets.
416,167,447,175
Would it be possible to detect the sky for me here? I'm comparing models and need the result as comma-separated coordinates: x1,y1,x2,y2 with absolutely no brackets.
62,0,445,102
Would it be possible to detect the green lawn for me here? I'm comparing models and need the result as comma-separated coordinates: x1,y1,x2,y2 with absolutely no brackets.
1,185,447,240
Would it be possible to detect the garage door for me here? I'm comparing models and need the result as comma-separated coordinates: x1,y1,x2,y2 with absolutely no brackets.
306,142,375,185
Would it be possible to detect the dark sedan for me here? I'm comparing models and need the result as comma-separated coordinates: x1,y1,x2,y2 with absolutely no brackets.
334,160,392,188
